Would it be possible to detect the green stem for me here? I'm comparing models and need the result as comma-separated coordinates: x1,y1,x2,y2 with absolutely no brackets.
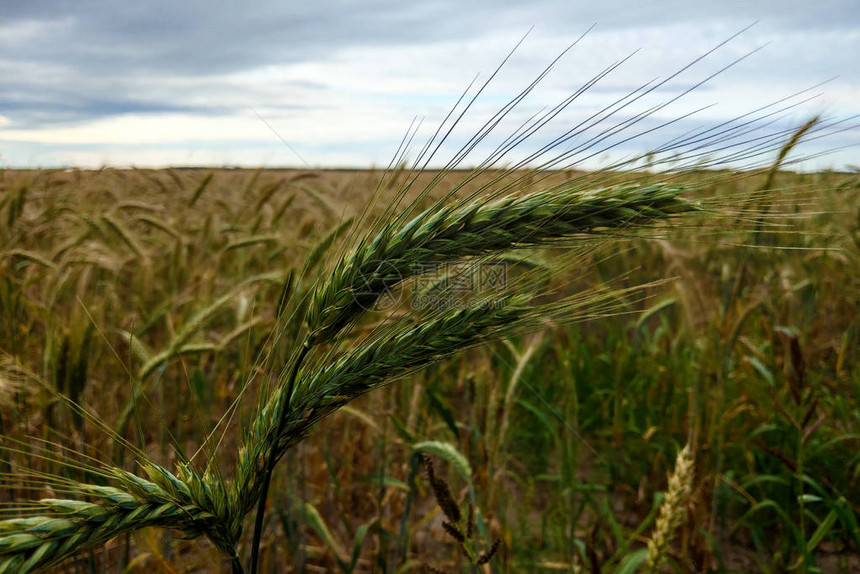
797,428,806,573
248,340,312,574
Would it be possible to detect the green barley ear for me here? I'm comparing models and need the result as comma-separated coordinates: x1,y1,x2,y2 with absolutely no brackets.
244,167,264,190
100,214,145,260
0,461,238,574
6,183,27,227
306,182,695,343
49,320,94,431
646,445,695,573
0,351,40,408
270,192,296,226
253,177,285,213
67,321,95,431
275,269,295,320
188,172,214,206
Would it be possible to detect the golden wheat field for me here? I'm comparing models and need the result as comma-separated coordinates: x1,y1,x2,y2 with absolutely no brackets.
0,162,858,573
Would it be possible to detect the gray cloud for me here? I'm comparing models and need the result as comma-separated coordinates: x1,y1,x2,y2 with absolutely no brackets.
0,1,857,166
5,1,858,71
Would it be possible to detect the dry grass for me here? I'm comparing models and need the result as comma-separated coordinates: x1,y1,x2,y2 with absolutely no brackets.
0,54,857,571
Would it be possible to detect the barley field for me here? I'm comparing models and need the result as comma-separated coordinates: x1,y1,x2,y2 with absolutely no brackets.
0,155,858,573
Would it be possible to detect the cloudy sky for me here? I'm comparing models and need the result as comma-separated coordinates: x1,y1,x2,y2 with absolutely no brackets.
1,1,858,170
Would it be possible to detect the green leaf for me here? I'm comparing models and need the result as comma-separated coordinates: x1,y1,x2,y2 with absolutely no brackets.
299,502,347,569
743,356,774,386
354,474,410,491
599,497,624,547
388,413,415,445
736,499,804,551
426,388,460,439
806,509,838,552
349,521,374,571
832,497,860,551
514,397,557,440
614,548,649,574
636,297,676,331
191,368,206,404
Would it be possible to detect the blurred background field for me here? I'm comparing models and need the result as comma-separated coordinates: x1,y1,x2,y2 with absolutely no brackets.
1,166,858,572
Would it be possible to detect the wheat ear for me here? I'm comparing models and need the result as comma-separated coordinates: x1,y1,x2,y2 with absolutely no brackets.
0,463,238,574
306,182,696,342
646,445,695,572
237,182,698,568
233,296,531,516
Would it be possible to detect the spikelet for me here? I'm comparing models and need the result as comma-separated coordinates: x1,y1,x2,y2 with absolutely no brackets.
646,445,694,572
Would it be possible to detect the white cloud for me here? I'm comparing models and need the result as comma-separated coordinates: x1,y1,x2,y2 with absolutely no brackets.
0,16,75,48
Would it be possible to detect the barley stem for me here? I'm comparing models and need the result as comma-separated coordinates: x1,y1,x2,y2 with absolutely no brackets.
248,341,311,574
